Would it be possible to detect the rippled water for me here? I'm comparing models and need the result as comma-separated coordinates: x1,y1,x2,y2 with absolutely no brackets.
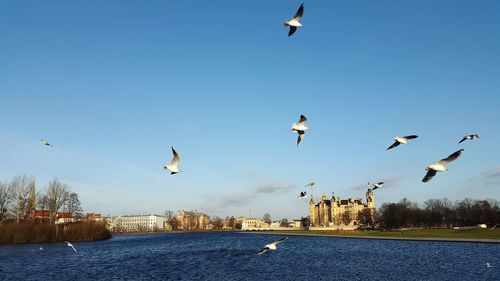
1,232,499,280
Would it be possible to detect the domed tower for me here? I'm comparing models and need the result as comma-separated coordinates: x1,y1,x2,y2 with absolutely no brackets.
309,195,316,227
366,188,374,209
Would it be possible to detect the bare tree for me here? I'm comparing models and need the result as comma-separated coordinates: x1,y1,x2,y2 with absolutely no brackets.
10,175,34,223
341,210,353,225
357,208,374,228
279,218,289,227
211,216,224,229
46,179,70,223
262,213,272,224
0,180,13,223
65,192,83,220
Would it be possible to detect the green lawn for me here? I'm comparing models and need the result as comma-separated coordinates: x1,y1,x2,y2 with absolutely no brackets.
250,228,500,241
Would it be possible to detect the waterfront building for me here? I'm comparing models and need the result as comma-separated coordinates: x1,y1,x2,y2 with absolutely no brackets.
176,211,211,230
309,189,375,228
109,215,170,232
241,218,269,230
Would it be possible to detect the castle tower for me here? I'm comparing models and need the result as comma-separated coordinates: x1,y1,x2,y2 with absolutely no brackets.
366,188,375,222
309,195,316,227
366,188,374,209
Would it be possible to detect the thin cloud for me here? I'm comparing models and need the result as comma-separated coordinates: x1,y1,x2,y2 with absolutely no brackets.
481,167,500,178
220,194,253,207
254,181,297,194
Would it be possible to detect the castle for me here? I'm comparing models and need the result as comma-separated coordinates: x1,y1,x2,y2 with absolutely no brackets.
309,189,375,228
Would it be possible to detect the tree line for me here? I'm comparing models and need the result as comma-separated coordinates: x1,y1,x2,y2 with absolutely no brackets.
372,198,500,229
0,175,83,224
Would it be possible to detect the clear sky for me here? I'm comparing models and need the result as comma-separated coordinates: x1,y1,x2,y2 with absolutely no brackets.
1,1,499,220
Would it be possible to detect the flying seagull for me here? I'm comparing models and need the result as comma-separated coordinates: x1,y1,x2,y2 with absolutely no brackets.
41,139,52,147
422,149,464,183
387,135,418,150
284,3,304,36
65,241,77,253
369,182,384,190
162,147,182,175
298,191,307,199
291,115,309,146
458,134,479,144
257,237,288,255
305,181,315,187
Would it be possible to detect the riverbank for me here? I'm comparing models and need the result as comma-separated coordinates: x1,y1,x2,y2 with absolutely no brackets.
244,228,500,244
0,221,112,244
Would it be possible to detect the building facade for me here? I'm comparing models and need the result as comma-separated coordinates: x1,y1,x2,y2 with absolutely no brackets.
109,215,169,232
176,211,212,230
309,189,374,227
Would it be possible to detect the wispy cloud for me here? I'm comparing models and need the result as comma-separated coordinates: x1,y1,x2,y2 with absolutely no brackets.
480,167,500,178
218,193,254,208
254,182,297,194
351,176,405,191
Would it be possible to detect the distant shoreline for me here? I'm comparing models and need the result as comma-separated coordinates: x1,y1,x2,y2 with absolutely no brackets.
243,230,500,244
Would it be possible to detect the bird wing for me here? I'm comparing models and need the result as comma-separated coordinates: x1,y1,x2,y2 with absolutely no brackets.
438,149,464,165
257,247,269,255
297,131,304,146
458,137,467,144
274,237,288,245
70,245,77,252
293,3,304,19
422,169,437,183
387,141,400,150
171,147,180,164
377,182,384,186
288,26,297,36
403,135,418,140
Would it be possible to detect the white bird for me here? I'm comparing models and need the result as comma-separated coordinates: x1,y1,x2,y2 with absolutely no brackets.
486,263,493,268
65,241,77,252
39,246,44,251
41,139,52,147
489,224,497,231
162,147,182,175
257,237,288,255
387,135,418,150
422,149,464,183
458,134,479,144
291,115,309,146
369,182,384,190
298,191,307,199
284,3,304,37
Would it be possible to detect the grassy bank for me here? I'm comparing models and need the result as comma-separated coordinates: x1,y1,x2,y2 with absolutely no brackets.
0,221,112,244
247,228,500,243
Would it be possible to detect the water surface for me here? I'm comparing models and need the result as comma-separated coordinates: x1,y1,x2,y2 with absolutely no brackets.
1,232,499,280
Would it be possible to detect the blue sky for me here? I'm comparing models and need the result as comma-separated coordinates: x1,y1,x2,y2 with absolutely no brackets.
1,1,499,220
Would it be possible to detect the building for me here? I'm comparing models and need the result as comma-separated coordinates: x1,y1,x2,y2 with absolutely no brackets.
241,218,269,230
176,211,211,230
109,215,170,232
309,189,374,228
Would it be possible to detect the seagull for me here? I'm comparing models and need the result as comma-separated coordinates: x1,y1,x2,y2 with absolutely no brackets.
298,191,307,199
486,263,493,268
291,115,309,146
458,134,479,144
305,181,315,187
422,149,464,183
369,182,384,190
65,241,77,252
386,135,418,150
162,147,182,175
489,224,497,231
41,139,52,147
39,246,44,251
284,3,304,37
257,237,288,255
